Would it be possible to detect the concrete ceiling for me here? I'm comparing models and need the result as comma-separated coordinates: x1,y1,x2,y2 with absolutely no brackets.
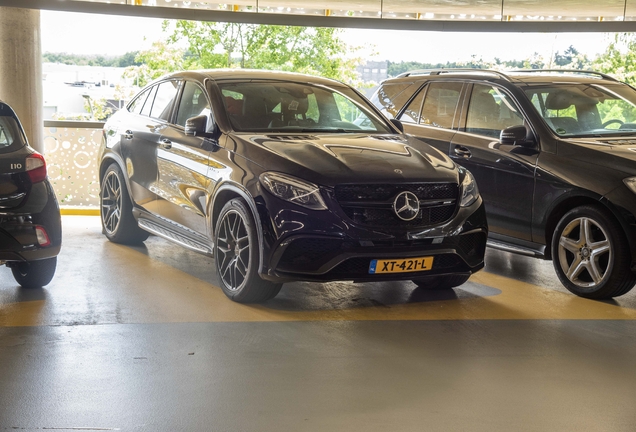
2,0,636,31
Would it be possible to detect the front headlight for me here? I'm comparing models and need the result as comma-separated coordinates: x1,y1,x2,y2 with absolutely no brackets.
624,177,636,195
260,172,327,210
460,169,479,207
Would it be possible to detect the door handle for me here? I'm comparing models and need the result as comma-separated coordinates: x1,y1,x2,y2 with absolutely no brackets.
453,145,472,158
123,130,133,140
160,139,172,150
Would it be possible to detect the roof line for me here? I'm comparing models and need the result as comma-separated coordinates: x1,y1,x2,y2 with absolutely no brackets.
3,0,636,33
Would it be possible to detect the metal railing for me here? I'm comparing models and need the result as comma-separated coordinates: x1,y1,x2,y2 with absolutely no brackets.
43,120,105,209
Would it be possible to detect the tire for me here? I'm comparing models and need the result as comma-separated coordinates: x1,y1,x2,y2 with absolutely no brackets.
11,257,57,288
412,274,470,290
100,163,149,244
551,205,636,299
214,198,282,303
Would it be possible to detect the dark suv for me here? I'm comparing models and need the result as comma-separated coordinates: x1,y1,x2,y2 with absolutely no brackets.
98,70,487,303
0,100,61,287
372,69,636,299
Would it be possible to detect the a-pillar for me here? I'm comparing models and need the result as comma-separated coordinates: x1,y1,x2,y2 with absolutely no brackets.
0,7,43,153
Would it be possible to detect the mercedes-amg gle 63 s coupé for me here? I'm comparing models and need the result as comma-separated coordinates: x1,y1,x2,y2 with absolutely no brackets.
99,70,487,303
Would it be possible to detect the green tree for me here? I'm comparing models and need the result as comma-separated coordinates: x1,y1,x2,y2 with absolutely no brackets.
122,40,186,88
42,51,141,67
594,34,636,85
83,96,113,121
164,21,360,84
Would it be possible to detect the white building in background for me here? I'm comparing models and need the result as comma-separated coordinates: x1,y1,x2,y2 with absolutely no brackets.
42,63,135,119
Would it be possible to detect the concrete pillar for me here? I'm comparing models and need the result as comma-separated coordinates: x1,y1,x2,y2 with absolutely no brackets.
0,7,43,153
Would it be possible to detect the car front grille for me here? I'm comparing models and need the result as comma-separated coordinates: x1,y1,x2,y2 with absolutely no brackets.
334,183,458,229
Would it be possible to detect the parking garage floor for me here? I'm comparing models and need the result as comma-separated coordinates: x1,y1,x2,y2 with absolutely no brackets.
1,216,636,431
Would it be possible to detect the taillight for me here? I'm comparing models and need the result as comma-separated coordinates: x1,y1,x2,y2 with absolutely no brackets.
26,152,47,183
35,226,51,247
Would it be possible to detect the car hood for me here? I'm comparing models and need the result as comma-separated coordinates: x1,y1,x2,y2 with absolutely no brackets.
560,137,636,174
239,133,459,186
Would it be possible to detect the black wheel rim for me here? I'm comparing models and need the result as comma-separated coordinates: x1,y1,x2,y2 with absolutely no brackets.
216,209,250,291
557,216,612,289
101,171,122,235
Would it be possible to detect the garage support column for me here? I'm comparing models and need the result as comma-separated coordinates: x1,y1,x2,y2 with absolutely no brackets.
0,7,43,153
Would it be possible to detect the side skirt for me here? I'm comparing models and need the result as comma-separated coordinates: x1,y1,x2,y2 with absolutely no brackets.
133,209,213,256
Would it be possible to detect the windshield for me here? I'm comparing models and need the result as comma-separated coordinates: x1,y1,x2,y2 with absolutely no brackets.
219,81,393,134
525,83,636,137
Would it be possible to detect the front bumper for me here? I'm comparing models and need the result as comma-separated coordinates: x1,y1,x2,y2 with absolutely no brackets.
257,192,488,283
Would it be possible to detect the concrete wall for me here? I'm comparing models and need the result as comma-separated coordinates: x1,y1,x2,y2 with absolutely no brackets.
0,7,43,153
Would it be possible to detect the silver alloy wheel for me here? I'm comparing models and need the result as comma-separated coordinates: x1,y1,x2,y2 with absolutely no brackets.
216,209,250,291
557,216,613,288
101,171,122,235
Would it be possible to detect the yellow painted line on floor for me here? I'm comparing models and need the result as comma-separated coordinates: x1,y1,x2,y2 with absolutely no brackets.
1,227,636,326
60,208,100,216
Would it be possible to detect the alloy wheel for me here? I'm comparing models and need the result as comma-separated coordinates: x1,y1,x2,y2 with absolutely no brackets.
101,171,122,235
216,209,251,291
557,216,613,288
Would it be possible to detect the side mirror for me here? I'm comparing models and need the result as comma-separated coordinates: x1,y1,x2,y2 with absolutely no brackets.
500,125,535,147
185,115,208,136
185,115,218,139
390,118,404,133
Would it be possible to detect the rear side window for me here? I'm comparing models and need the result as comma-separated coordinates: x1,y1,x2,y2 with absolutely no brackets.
128,88,151,115
0,110,26,152
420,82,463,129
150,81,179,121
399,88,426,124
371,82,420,119
140,86,157,117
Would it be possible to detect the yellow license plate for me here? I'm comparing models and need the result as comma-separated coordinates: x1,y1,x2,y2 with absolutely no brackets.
369,256,434,274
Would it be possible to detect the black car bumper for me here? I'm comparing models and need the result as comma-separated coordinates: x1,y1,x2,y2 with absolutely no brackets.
0,181,62,263
258,194,488,283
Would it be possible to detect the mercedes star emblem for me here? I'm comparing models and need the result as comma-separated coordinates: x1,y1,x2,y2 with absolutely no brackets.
393,191,420,221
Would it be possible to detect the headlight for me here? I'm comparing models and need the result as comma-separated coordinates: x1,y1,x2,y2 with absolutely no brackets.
624,177,636,194
460,169,479,207
260,172,327,210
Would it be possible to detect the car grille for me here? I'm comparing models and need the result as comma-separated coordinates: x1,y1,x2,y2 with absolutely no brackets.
457,232,487,266
334,183,458,229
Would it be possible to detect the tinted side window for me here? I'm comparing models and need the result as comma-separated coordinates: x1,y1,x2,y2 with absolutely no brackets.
140,86,157,117
371,82,419,119
150,81,179,121
128,89,150,115
421,82,463,129
176,82,211,127
0,116,25,151
399,87,426,124
466,84,524,138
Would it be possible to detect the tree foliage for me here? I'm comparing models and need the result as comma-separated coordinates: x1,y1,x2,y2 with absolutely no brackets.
43,51,141,67
122,41,186,87
594,34,636,85
164,21,360,84
386,48,594,78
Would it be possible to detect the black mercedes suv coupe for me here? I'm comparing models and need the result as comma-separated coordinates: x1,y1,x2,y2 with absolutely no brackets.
98,70,487,303
372,68,636,299
0,100,61,287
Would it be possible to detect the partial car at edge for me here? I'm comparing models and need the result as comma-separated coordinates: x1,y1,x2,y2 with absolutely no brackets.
372,68,636,299
0,100,61,288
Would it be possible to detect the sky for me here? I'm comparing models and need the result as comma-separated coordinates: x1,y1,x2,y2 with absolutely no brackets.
41,10,616,64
